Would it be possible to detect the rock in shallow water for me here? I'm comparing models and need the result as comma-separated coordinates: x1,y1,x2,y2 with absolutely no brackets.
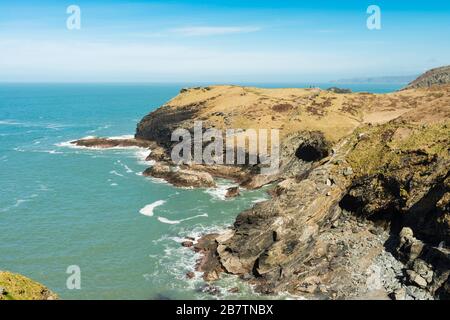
225,187,240,198
143,163,216,188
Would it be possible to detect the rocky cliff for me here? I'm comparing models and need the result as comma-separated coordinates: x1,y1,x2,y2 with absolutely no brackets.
403,65,450,90
131,69,450,300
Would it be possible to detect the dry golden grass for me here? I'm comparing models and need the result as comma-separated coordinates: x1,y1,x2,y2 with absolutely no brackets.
0,271,57,300
164,84,450,144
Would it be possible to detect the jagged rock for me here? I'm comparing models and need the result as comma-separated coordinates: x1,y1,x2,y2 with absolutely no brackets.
407,270,428,288
296,276,321,294
403,65,450,90
225,187,240,198
228,287,240,293
182,241,194,248
186,272,195,279
146,146,169,162
143,163,216,188
390,288,406,300
71,137,156,149
198,284,221,296
203,270,220,282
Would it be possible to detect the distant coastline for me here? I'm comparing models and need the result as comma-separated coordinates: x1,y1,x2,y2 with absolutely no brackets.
331,75,417,84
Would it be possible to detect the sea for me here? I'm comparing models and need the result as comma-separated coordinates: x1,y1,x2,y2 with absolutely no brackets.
0,82,403,299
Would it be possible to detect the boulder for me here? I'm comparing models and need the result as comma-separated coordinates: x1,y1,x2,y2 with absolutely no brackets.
225,187,240,198
181,241,194,248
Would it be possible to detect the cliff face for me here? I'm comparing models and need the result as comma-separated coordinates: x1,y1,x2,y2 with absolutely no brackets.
403,65,450,90
135,69,450,299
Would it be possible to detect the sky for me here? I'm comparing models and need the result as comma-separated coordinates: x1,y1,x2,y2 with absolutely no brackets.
0,0,449,83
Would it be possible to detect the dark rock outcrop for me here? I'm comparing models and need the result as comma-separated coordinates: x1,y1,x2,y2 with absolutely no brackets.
72,137,156,149
136,102,205,147
143,163,216,188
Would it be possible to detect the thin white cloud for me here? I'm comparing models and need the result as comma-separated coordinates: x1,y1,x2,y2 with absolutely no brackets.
169,26,261,36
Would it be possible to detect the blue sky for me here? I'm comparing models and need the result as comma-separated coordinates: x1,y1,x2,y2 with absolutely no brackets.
0,0,449,82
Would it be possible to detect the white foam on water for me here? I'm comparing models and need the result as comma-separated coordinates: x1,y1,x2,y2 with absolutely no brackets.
55,141,88,149
108,134,135,140
87,124,110,134
205,182,239,201
80,135,97,140
110,183,118,187
13,147,26,152
115,160,134,173
45,123,66,130
157,213,208,225
252,197,267,204
120,162,134,173
143,175,168,184
0,193,41,213
135,149,153,165
55,135,147,151
0,120,20,125
38,184,50,191
0,120,68,129
157,217,180,224
109,170,124,177
139,200,166,217
43,150,64,154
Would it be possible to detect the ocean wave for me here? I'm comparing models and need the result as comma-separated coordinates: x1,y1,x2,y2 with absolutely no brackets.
142,175,168,184
108,134,135,140
55,135,144,151
109,170,124,177
147,223,256,299
157,213,209,225
11,146,65,155
0,120,27,126
205,182,239,201
86,124,111,134
251,197,268,204
0,119,69,130
45,123,67,130
0,192,41,213
135,149,153,165
116,160,134,173
139,200,166,217
156,217,180,224
55,141,82,148
39,149,64,154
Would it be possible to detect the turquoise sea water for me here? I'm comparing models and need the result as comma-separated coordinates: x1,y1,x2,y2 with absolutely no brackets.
0,83,402,300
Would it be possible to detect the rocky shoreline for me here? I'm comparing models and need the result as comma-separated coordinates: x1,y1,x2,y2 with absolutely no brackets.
70,67,449,300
